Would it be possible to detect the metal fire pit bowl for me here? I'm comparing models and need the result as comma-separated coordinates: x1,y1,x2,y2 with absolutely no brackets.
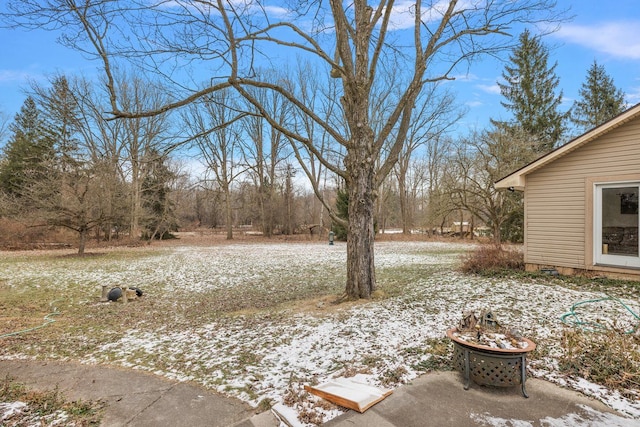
446,328,536,398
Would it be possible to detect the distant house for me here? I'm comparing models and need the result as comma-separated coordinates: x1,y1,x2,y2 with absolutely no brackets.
451,221,470,234
495,103,640,280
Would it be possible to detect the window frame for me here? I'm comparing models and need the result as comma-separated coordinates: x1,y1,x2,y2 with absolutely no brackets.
593,181,640,268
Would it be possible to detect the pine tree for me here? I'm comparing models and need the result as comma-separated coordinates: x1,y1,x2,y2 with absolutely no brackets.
572,60,626,132
332,188,349,241
0,97,54,196
141,150,178,240
494,30,566,152
35,75,84,170
2,80,111,255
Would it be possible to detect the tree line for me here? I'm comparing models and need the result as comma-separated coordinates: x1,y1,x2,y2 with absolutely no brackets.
0,29,626,254
0,1,628,298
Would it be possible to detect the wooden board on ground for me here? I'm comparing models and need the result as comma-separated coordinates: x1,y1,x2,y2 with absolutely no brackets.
305,378,393,413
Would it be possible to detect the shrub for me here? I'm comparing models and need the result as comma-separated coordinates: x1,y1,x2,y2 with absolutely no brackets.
559,329,640,399
460,244,524,275
0,218,76,249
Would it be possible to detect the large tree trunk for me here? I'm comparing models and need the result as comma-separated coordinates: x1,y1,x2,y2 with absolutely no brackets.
130,171,141,239
493,217,502,244
78,227,87,255
345,148,376,299
398,172,411,235
259,189,272,237
224,188,233,240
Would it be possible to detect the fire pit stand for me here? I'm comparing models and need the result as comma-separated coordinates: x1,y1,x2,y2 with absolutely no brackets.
447,328,536,398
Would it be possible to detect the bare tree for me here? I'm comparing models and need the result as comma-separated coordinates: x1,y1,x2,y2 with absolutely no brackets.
2,0,563,298
70,75,129,241
376,174,399,233
26,75,110,254
116,75,174,239
288,61,344,232
394,85,464,234
241,75,292,237
446,127,536,243
183,89,246,239
422,135,457,235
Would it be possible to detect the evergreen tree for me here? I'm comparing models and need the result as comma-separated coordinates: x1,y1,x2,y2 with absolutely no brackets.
332,187,378,241
37,75,83,168
31,76,104,254
332,188,349,241
572,60,626,132
2,79,111,255
495,30,566,152
0,97,54,197
141,150,178,240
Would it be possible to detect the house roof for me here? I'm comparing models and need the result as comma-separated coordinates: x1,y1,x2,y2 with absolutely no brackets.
495,102,640,191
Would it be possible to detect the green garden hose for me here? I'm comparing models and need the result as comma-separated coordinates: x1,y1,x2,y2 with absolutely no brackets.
0,301,61,339
560,295,640,334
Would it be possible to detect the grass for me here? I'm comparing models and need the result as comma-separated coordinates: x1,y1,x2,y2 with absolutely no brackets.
461,243,640,402
460,244,640,299
0,375,105,426
547,275,640,300
559,329,640,399
409,338,454,372
1,242,437,358
375,264,443,298
1,240,443,419
1,256,328,354
1,238,639,422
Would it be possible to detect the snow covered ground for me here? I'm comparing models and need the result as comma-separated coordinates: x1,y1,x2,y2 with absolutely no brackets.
1,240,639,425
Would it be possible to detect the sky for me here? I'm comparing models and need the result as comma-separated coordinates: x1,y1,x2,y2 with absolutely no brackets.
1,1,639,140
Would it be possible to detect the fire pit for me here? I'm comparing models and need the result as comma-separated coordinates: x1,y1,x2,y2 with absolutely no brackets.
446,311,536,398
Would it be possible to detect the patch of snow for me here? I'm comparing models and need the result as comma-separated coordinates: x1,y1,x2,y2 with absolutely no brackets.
2,241,638,426
470,413,533,426
0,401,27,422
272,403,307,427
540,404,639,427
0,402,71,427
472,406,638,427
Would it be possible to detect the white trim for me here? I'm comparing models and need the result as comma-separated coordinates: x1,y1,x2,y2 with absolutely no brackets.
495,102,640,190
594,181,640,268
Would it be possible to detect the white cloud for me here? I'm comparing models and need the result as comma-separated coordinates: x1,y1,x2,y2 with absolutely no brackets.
263,5,291,18
451,73,479,82
476,83,500,95
386,0,420,30
465,100,483,107
556,21,640,60
626,86,640,103
0,69,31,84
154,0,292,19
387,0,469,31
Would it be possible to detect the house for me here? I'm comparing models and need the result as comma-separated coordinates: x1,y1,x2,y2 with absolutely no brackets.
495,103,640,280
451,221,470,234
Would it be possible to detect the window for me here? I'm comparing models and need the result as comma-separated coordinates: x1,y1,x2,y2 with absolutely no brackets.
594,182,640,268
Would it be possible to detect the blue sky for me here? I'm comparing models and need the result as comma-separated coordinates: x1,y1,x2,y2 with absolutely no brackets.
1,1,639,137
455,1,640,131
